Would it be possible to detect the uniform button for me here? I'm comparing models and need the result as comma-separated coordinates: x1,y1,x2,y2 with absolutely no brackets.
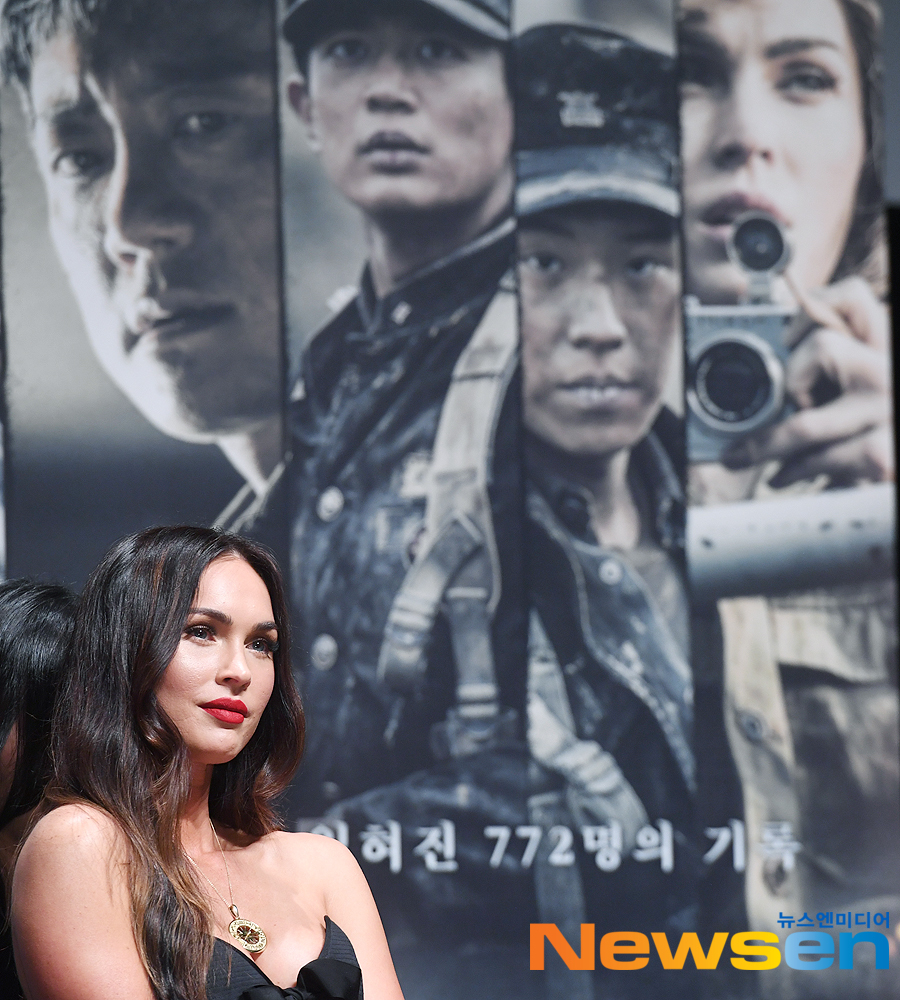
311,634,339,671
391,301,412,324
599,559,623,585
737,710,767,743
620,642,642,672
317,487,344,522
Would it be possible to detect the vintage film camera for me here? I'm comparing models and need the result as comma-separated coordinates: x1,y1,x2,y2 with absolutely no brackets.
686,211,795,462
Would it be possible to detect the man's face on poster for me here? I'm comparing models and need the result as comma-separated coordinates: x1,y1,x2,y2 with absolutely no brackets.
290,8,514,220
520,202,680,459
25,2,281,443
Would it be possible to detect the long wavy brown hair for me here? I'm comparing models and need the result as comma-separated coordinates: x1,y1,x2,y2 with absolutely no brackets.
43,526,305,1000
833,0,886,292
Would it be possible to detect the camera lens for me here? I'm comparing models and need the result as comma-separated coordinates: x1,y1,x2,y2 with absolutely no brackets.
730,214,788,273
694,341,773,424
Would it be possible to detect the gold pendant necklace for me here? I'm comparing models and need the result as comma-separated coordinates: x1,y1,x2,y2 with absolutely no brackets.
187,819,268,954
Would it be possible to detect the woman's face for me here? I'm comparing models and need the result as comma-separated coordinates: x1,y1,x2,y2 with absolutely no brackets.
680,0,865,303
156,556,277,768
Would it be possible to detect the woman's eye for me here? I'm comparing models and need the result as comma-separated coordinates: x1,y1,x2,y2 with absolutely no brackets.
175,111,236,139
779,62,838,96
185,624,214,641
678,47,729,92
249,636,278,655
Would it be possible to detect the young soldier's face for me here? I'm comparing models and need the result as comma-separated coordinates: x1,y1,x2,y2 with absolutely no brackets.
26,2,281,443
292,13,514,219
520,203,680,459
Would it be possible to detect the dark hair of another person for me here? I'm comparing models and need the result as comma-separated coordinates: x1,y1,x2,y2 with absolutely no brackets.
0,580,77,830
43,525,305,1000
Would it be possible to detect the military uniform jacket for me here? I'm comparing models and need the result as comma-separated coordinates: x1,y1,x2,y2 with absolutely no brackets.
287,219,526,818
526,410,704,935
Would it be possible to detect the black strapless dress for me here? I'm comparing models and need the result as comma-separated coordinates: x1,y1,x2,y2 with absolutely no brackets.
206,917,363,1000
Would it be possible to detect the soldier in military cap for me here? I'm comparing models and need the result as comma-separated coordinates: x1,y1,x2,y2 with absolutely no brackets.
514,26,734,990
281,1,532,989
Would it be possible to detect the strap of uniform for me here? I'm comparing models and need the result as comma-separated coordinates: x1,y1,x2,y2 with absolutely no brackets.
528,610,649,847
528,610,646,1000
377,279,518,753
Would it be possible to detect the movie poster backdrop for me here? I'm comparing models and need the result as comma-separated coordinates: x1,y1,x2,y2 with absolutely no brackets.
0,1,896,999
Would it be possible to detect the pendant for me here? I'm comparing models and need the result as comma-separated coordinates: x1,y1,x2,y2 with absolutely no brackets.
229,917,268,953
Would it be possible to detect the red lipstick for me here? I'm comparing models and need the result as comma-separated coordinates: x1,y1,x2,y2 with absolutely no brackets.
200,698,248,725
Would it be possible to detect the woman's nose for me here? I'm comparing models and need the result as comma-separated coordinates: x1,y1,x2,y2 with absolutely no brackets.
710,65,777,172
218,644,252,690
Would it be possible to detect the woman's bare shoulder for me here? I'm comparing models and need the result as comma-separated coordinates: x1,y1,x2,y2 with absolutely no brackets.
261,830,358,890
12,805,153,1000
265,832,404,999
17,803,126,872
14,804,130,921
268,830,360,875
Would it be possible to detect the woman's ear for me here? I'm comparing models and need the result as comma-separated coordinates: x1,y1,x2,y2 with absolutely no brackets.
287,74,321,153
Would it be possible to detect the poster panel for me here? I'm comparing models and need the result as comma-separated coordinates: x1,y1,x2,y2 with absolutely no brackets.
514,3,707,998
0,0,287,587
679,1,900,997
279,0,534,996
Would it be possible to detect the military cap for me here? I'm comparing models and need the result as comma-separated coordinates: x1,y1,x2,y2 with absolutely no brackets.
283,0,510,55
514,25,679,218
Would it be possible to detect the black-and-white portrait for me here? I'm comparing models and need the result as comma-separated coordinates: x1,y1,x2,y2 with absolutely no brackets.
0,0,287,583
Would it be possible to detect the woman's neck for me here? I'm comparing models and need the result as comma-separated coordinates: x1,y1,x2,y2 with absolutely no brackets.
179,763,216,854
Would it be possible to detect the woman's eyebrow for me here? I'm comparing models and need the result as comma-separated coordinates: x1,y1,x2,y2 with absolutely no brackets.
765,38,842,60
187,607,231,624
186,608,276,632
678,26,728,61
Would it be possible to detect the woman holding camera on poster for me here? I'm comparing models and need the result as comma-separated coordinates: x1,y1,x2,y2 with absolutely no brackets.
681,0,892,497
10,527,404,1000
680,0,899,992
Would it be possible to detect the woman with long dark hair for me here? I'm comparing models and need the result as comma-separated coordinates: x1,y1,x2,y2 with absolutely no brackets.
0,580,78,999
10,526,403,1000
680,0,891,496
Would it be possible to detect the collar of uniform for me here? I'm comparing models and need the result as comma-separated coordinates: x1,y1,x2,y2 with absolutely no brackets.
528,420,684,552
355,215,515,335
